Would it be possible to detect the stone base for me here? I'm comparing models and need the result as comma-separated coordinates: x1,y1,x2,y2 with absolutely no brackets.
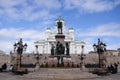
40,56,81,68
55,34,65,39
55,34,65,44
49,55,71,58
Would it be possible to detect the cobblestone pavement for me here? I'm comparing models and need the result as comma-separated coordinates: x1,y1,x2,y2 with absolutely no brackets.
0,67,120,80
0,72,29,80
88,65,120,80
0,72,120,80
88,72,120,80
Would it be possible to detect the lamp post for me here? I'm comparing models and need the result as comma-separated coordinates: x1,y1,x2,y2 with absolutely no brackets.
35,53,40,64
81,45,84,64
34,52,42,70
35,45,39,64
34,45,42,68
81,45,85,69
13,38,27,69
10,51,14,64
35,45,38,53
93,38,106,68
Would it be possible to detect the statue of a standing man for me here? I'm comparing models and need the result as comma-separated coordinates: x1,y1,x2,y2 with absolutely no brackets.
66,42,70,55
57,20,63,34
51,44,55,55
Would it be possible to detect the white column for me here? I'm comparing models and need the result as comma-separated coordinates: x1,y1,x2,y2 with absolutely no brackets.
48,42,51,54
47,42,49,54
75,45,77,54
69,42,72,54
38,45,42,54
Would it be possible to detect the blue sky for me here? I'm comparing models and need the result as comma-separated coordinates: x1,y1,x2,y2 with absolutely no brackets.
0,0,120,54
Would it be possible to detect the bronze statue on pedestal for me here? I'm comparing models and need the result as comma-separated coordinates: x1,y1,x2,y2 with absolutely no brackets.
56,41,65,55
57,20,63,34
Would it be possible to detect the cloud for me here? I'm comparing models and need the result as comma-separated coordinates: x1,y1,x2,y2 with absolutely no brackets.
0,28,45,53
0,24,119,54
24,40,35,53
76,23,120,37
64,0,120,13
79,37,120,53
75,23,120,53
80,38,95,53
108,43,120,50
0,39,35,54
33,0,61,9
0,40,13,54
0,28,45,40
1,0,120,21
0,0,61,21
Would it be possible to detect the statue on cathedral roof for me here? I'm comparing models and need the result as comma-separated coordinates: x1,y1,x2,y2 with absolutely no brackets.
57,16,63,34
56,16,64,21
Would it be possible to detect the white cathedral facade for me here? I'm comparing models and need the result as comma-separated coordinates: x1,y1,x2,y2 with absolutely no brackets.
34,17,85,54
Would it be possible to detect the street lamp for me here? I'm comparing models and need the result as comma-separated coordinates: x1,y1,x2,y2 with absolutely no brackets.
93,38,106,68
81,45,84,61
81,45,84,65
35,45,38,53
81,45,86,71
34,52,42,69
35,54,40,64
13,38,27,69
34,45,42,68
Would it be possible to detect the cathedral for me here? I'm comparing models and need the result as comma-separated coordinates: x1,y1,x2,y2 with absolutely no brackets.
34,17,85,55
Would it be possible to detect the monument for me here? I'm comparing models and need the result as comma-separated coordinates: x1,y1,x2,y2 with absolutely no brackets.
34,16,85,67
34,16,85,54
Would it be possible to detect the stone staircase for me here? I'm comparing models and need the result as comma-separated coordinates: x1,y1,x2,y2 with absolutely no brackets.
25,68,99,79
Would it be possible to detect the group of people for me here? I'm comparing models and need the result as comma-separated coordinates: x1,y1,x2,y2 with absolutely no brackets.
0,63,14,72
107,62,119,74
0,63,7,72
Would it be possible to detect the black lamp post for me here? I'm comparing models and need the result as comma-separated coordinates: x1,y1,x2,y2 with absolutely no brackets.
93,38,106,68
13,38,27,68
81,45,84,62
34,53,43,69
34,45,42,66
35,54,40,64
80,45,86,71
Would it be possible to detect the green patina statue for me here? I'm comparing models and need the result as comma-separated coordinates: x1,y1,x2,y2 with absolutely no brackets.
57,19,63,34
51,44,55,55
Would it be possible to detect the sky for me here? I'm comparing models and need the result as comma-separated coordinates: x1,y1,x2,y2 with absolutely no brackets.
0,0,120,54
